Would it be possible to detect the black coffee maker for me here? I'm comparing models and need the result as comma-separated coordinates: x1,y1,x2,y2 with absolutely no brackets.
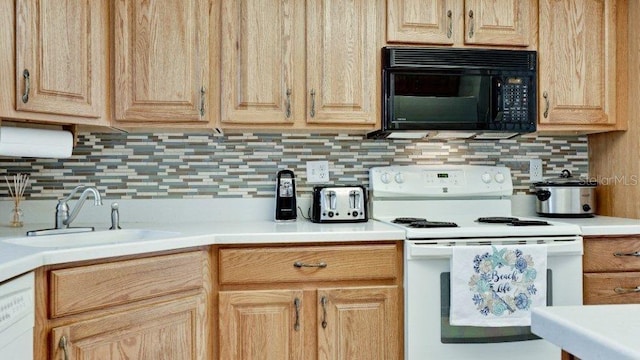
275,170,297,221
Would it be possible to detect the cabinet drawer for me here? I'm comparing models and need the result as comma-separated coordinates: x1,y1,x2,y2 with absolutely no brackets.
50,251,206,318
584,237,640,272
584,272,640,304
219,244,399,285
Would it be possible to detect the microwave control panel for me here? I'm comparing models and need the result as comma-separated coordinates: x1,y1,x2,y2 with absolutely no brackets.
502,77,530,122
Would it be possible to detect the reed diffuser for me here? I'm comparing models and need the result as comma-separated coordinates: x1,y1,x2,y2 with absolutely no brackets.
5,173,30,227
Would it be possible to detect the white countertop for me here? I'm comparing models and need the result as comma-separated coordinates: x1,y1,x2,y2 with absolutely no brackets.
511,195,640,236
0,196,638,284
532,305,640,360
545,216,640,236
0,218,404,283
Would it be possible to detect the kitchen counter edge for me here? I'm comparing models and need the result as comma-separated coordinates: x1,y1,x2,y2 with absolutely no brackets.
532,305,640,360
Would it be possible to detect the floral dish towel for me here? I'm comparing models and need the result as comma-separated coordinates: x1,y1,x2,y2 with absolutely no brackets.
450,244,547,327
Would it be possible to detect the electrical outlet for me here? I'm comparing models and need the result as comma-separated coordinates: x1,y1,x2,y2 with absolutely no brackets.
529,159,543,182
307,160,329,183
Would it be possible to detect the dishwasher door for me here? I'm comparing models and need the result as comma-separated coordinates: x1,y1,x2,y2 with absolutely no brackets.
0,272,35,360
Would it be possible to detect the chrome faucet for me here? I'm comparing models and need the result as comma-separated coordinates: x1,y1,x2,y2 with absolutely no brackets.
55,185,103,229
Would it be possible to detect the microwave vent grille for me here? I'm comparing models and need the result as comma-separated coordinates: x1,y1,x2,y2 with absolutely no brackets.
387,48,536,71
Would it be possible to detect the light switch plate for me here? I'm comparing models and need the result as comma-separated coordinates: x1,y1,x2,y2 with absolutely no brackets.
307,161,329,183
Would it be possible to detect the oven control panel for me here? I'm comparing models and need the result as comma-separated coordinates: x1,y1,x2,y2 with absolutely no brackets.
370,165,513,198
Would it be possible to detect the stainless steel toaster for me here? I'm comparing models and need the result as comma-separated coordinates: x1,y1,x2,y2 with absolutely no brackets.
311,186,368,223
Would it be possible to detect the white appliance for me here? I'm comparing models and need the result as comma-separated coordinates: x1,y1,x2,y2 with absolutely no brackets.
369,165,583,360
0,272,35,359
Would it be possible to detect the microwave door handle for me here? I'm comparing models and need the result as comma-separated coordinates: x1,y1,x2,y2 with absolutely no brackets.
496,78,503,116
491,78,504,123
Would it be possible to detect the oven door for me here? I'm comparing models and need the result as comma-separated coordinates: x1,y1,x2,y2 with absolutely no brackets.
404,237,583,360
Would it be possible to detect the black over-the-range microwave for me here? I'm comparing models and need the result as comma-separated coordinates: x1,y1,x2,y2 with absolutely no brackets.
367,47,537,140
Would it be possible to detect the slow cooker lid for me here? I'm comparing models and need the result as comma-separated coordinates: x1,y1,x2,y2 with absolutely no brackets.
534,169,598,187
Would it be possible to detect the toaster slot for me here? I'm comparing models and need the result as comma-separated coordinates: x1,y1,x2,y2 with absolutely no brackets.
349,190,361,210
325,190,337,211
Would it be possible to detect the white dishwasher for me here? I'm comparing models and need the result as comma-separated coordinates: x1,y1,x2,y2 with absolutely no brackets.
0,272,34,359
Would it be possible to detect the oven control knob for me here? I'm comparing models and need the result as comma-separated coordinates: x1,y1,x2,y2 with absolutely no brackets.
380,172,392,184
481,172,492,183
494,172,506,183
394,173,405,184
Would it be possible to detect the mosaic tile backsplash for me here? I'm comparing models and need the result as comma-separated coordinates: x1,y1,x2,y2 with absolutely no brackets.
0,132,588,200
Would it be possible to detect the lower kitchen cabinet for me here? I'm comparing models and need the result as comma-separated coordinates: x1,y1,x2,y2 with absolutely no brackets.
219,289,305,359
50,294,206,359
35,249,211,360
219,286,399,360
217,242,403,360
583,235,640,304
316,286,399,360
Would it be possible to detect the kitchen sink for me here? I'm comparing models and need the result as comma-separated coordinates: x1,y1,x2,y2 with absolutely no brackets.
3,229,182,248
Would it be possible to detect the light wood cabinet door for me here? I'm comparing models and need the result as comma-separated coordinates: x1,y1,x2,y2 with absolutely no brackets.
464,0,532,46
220,0,302,125
387,0,532,47
317,286,400,360
538,0,616,128
113,0,211,124
306,0,381,125
15,0,106,120
51,294,207,360
219,289,305,360
220,0,382,129
387,0,459,45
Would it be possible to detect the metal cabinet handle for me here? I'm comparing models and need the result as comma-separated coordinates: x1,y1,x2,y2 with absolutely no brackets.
310,89,316,118
446,10,453,38
468,10,474,38
320,296,328,329
543,91,549,118
293,261,327,268
615,286,640,294
285,89,292,118
22,69,31,103
614,251,640,257
294,297,301,331
199,86,206,116
59,335,69,360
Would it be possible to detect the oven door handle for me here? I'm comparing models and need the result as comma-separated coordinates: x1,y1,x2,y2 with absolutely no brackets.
406,236,583,259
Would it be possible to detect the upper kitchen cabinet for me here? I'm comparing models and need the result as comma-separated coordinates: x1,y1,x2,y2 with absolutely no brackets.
220,0,383,130
537,0,622,132
386,0,536,48
112,0,215,128
0,0,109,126
306,0,381,126
220,0,300,125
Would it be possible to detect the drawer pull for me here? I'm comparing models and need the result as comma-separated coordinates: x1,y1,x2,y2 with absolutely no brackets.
293,261,327,268
614,286,640,294
614,251,640,257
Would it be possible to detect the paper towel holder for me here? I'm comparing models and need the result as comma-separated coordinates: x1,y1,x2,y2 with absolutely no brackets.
0,123,75,159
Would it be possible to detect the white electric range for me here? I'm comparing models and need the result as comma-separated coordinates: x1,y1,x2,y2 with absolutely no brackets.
369,165,583,360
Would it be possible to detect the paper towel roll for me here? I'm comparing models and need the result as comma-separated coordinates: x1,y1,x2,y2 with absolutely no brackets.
0,126,73,158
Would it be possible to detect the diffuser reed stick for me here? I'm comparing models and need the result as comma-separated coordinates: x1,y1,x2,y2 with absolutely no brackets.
5,173,30,227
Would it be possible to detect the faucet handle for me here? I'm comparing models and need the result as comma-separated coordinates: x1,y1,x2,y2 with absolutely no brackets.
60,185,87,203
109,202,121,230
